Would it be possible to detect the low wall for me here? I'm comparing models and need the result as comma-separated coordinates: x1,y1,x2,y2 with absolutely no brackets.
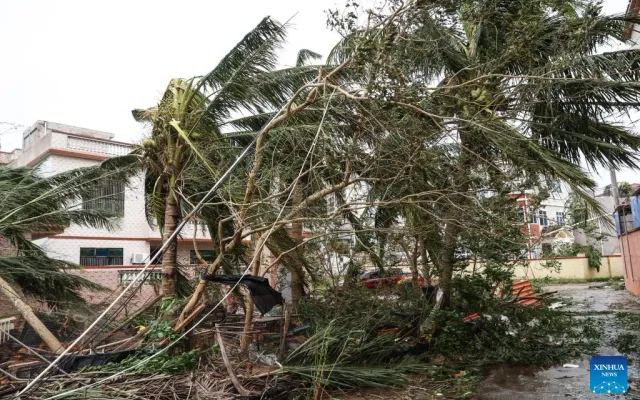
512,255,624,280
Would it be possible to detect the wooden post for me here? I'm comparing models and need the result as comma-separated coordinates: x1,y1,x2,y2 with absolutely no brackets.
0,275,65,354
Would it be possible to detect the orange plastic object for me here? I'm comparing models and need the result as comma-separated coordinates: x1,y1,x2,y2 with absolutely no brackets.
511,279,539,306
462,313,480,322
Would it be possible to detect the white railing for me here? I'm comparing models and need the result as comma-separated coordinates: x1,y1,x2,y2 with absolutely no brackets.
67,136,132,157
118,270,162,286
0,316,16,344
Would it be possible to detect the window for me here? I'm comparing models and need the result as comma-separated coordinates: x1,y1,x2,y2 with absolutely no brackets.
528,207,537,223
518,206,525,222
551,181,562,194
118,270,161,285
190,250,216,265
556,212,565,225
538,210,548,226
80,248,123,266
149,247,162,264
82,180,125,217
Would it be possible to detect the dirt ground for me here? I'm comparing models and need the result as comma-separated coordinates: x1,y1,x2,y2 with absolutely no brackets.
476,283,640,400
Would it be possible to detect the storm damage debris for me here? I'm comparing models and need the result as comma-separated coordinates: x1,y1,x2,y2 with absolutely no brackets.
201,273,284,315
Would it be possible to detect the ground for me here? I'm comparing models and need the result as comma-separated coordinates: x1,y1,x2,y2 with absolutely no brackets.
332,282,640,400
476,283,640,400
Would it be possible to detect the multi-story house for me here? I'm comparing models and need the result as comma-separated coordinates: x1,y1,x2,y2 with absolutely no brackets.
0,121,216,315
510,182,572,258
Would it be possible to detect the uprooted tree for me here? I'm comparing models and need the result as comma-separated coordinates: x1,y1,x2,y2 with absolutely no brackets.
88,1,640,333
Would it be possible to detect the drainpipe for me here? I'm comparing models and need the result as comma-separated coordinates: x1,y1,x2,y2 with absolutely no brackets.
524,195,533,259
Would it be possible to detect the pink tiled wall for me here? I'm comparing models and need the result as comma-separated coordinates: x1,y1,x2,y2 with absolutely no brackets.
620,233,640,296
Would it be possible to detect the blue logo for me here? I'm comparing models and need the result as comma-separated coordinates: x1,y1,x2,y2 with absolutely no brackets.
590,355,628,394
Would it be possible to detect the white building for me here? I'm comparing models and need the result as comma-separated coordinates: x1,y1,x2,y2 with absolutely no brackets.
0,121,215,310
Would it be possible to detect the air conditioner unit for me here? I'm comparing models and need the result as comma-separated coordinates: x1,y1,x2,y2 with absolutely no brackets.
132,253,149,264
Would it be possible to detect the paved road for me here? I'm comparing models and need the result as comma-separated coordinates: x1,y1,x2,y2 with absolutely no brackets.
476,283,640,399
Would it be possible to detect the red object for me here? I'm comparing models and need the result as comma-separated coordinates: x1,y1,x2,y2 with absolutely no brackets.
512,279,539,306
360,270,424,289
462,313,480,322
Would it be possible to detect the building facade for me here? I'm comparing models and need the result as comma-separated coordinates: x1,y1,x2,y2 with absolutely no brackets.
510,183,571,258
0,121,216,316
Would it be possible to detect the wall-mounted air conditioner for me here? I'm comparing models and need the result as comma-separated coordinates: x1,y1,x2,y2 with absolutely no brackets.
132,253,149,264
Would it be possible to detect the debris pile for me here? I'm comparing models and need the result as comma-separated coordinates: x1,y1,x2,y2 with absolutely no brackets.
0,274,602,399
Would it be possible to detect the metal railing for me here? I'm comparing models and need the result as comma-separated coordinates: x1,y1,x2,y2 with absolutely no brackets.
0,316,16,344
80,256,124,266
67,136,132,156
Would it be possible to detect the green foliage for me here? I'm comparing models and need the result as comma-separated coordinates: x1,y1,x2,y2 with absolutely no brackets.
0,163,136,306
544,243,602,271
431,307,601,365
540,259,562,274
299,285,427,334
283,321,442,390
92,349,200,374
612,312,640,355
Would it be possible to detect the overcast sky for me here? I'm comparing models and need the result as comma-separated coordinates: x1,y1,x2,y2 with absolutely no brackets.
0,0,634,187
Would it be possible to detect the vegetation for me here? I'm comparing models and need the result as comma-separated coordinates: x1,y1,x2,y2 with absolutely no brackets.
0,164,134,306
6,0,640,397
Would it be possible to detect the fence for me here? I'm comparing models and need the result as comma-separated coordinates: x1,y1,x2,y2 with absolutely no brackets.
0,316,16,344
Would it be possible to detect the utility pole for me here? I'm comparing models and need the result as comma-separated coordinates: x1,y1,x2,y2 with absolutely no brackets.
610,169,620,207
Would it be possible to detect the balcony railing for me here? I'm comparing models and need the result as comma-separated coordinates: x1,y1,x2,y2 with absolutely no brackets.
118,270,162,285
80,256,124,266
67,136,132,157
0,317,16,344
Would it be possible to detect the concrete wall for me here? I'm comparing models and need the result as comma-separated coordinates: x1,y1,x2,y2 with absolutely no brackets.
512,255,624,280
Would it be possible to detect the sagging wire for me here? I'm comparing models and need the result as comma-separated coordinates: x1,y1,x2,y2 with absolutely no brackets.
18,92,301,397
43,87,337,400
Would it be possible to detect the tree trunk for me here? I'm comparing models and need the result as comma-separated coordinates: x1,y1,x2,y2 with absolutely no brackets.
240,238,262,353
419,237,431,286
0,275,64,354
438,222,461,307
161,191,180,298
410,239,420,289
290,181,304,314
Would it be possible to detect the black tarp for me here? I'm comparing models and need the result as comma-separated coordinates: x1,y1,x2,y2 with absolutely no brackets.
201,273,284,315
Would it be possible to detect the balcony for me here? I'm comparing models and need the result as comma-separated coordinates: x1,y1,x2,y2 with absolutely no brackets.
67,136,132,157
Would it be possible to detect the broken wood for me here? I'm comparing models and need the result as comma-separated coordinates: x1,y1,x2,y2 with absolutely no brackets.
215,329,255,397
0,275,64,354
173,303,206,333
278,307,291,359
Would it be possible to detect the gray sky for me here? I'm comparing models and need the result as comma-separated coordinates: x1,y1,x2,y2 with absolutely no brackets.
0,0,342,147
0,0,635,187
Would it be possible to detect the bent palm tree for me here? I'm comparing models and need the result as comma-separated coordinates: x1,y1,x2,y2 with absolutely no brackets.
132,17,322,298
0,163,135,351
331,0,640,298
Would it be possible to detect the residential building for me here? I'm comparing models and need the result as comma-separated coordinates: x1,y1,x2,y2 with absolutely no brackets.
573,189,623,256
0,121,216,316
510,182,572,258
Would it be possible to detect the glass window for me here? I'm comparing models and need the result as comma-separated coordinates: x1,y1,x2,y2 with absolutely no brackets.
538,210,548,226
82,180,125,217
556,212,565,225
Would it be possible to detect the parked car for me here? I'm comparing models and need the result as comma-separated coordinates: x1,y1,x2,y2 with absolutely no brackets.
360,269,423,289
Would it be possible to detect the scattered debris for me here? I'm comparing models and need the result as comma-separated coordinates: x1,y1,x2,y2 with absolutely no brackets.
563,364,580,368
